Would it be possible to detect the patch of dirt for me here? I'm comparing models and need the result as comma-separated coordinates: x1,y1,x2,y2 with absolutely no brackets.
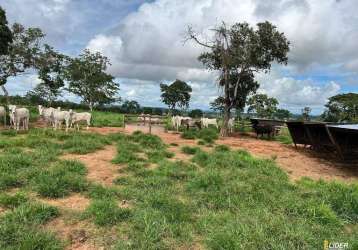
42,194,90,211
45,218,98,250
61,145,120,186
87,127,124,135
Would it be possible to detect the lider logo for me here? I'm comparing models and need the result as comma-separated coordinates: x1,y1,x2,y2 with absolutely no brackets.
324,240,349,250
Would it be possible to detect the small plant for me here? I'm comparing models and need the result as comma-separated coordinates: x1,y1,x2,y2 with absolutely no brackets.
214,145,230,152
181,146,200,155
84,199,131,226
170,143,178,146
181,130,197,140
197,140,206,145
0,192,28,208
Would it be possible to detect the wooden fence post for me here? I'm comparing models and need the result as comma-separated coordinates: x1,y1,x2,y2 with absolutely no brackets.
123,114,126,128
148,115,152,134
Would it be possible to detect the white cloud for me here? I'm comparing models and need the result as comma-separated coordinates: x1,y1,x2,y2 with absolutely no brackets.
257,69,341,112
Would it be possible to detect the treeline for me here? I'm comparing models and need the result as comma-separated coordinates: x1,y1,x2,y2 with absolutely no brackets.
0,95,170,115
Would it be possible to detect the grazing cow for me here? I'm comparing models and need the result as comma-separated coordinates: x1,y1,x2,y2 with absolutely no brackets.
150,117,161,124
0,106,6,126
71,112,91,130
10,106,29,131
53,109,73,132
253,123,275,138
201,118,218,129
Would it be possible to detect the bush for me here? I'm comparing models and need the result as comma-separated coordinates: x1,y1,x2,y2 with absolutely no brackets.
0,193,28,209
181,130,197,140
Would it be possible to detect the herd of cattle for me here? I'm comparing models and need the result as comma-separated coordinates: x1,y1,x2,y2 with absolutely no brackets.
138,114,236,132
0,105,91,131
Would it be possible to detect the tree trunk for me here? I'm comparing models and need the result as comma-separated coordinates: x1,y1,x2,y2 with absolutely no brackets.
1,85,10,105
220,105,230,137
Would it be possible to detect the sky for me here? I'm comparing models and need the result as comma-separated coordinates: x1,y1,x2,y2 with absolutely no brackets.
1,0,358,114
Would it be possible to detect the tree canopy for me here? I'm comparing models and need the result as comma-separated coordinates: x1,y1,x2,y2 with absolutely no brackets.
0,7,12,55
274,108,291,120
187,21,289,136
65,49,120,110
322,93,358,122
188,109,203,118
121,100,140,114
160,79,192,111
247,94,279,118
0,23,44,98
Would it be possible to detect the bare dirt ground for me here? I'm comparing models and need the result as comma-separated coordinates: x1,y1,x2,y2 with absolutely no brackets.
61,145,120,186
87,125,358,182
42,194,90,211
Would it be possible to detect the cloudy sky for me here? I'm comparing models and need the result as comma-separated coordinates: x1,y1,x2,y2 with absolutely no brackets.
2,0,357,114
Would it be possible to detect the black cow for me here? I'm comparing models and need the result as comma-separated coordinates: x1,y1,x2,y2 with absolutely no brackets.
253,124,275,138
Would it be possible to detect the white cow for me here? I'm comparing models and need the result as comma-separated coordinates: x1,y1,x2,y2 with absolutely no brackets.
53,109,73,132
172,115,189,131
10,106,29,131
0,106,6,126
138,113,147,125
201,118,218,129
8,104,16,128
228,118,235,133
71,112,91,130
38,105,56,127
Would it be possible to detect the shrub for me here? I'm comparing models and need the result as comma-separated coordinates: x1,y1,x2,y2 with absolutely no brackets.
181,130,196,140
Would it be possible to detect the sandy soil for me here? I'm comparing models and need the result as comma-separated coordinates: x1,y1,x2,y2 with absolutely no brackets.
61,145,120,186
42,194,90,211
89,125,358,182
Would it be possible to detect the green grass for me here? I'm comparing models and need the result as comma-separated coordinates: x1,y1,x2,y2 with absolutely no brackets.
181,146,200,155
0,127,357,249
91,111,124,127
181,128,219,143
83,199,131,226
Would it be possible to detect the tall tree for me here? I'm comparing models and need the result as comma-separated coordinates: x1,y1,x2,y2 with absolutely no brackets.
35,44,68,105
0,7,12,55
247,94,279,118
187,21,289,136
0,23,44,101
160,79,192,113
65,49,120,111
301,106,312,121
322,93,358,122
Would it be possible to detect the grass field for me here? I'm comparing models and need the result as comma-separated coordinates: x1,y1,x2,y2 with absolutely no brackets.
0,128,356,249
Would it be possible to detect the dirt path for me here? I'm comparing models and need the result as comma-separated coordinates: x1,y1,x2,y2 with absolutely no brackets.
61,145,120,186
91,126,358,182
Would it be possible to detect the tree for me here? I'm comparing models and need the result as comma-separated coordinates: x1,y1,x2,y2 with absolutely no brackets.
187,21,289,136
121,100,140,114
65,49,120,111
189,109,203,118
0,7,12,55
322,93,358,122
274,108,291,120
160,79,192,113
247,94,279,118
301,106,311,121
0,23,44,101
26,83,61,105
210,96,225,114
35,44,68,105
